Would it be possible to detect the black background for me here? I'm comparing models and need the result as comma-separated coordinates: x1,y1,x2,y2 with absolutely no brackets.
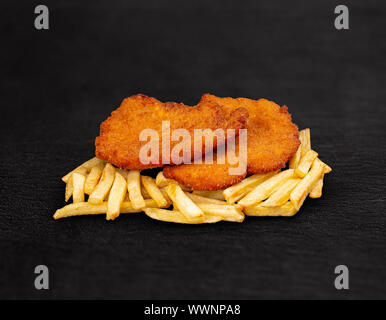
1,0,385,299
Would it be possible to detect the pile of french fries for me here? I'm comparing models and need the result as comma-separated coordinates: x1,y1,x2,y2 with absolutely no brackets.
54,128,331,223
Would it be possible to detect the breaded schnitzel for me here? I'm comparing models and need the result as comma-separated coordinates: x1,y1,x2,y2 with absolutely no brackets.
163,95,299,190
163,146,247,190
201,94,300,174
95,94,248,170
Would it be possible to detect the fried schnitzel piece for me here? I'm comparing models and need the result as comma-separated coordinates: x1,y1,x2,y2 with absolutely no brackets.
163,147,247,190
201,94,300,174
95,94,248,170
163,95,299,190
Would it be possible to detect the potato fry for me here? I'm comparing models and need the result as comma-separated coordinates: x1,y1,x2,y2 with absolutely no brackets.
223,171,277,203
141,175,169,207
126,170,146,209
165,183,205,223
156,172,191,191
309,175,324,198
261,178,301,207
300,128,311,157
144,208,222,224
65,167,87,202
295,149,319,178
192,190,225,201
88,163,116,204
238,169,295,207
84,162,105,195
141,186,152,199
106,171,127,220
65,174,74,202
53,199,161,220
244,201,298,217
185,192,227,205
289,145,301,169
62,157,105,183
323,162,332,174
72,172,86,203
290,158,325,210
195,203,244,222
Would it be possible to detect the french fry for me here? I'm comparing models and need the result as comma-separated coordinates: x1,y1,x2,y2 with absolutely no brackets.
84,162,105,195
300,128,311,157
309,175,324,198
244,201,298,217
295,149,319,178
323,162,332,174
165,183,205,223
156,171,191,191
192,190,225,201
65,167,87,202
141,186,152,199
53,199,161,220
289,145,301,169
238,169,295,207
195,203,244,222
65,174,74,202
223,171,277,203
126,170,146,209
185,192,227,205
261,178,301,207
106,171,127,220
141,175,169,207
62,157,105,183
290,158,325,210
144,208,222,224
88,163,116,204
72,172,86,203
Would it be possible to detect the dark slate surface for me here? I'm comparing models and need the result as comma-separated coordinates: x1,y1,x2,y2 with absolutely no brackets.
0,0,385,299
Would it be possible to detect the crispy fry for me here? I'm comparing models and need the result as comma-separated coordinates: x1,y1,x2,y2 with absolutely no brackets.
192,190,225,201
53,199,161,220
244,201,298,217
290,158,325,210
62,157,105,183
88,163,116,204
223,171,277,203
309,175,324,198
295,149,319,178
144,208,222,224
261,178,301,207
126,170,146,210
141,175,169,207
289,145,301,169
65,167,87,202
106,171,127,220
238,169,295,207
84,162,105,195
156,172,191,191
165,183,205,223
185,192,227,205
195,203,244,222
324,163,332,174
72,172,86,203
300,128,311,157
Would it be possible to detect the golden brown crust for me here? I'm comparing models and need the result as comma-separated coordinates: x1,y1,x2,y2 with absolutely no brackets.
200,94,300,174
163,150,247,191
163,95,300,190
95,94,249,170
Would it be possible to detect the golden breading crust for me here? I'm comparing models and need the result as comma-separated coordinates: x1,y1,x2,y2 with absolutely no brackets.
163,94,300,190
95,94,248,170
200,94,300,174
163,149,247,191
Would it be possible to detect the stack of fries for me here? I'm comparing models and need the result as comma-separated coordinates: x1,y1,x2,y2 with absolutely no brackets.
54,129,332,223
